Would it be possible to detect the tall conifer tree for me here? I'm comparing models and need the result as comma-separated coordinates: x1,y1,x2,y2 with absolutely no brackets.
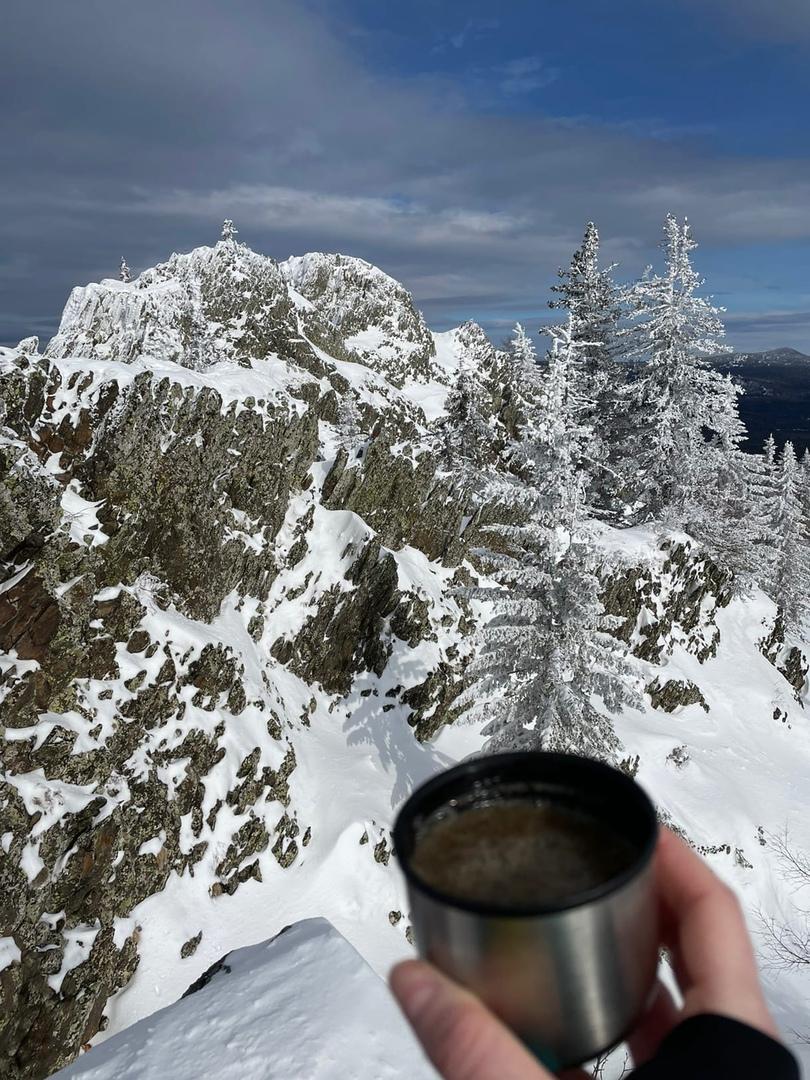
625,215,743,528
549,222,627,516
466,321,639,759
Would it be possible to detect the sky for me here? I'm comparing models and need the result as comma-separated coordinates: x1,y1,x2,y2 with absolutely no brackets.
1,0,809,353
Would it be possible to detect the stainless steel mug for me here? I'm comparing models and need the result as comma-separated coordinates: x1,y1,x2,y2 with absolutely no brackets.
392,751,659,1070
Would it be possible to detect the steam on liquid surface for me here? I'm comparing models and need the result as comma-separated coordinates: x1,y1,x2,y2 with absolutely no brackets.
410,799,636,908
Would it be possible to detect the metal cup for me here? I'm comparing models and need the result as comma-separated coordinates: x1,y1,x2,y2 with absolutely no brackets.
393,751,659,1070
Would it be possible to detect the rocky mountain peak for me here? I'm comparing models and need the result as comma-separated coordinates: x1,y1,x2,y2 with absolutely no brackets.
280,251,436,384
44,241,443,393
46,241,297,372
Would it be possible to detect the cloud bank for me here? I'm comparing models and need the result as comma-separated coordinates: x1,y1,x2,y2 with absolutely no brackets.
1,0,808,351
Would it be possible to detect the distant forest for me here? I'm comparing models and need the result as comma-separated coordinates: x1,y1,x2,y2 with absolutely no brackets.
708,350,810,456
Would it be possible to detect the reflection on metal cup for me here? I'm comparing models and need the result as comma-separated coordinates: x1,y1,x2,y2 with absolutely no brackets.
392,751,659,1070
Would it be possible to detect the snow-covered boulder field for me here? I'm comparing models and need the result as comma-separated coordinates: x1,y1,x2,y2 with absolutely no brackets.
1,236,809,1078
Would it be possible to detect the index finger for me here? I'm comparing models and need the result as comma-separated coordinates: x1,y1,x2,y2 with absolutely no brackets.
655,828,778,1038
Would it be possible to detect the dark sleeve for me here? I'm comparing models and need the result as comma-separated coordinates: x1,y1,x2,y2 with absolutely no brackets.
630,1014,801,1079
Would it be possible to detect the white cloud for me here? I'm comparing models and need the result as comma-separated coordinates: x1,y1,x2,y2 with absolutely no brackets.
619,178,810,241
446,17,500,50
497,56,560,95
2,0,809,353
138,185,530,250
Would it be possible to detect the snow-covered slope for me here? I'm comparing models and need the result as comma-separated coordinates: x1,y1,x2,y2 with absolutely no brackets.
596,526,810,1062
53,919,434,1080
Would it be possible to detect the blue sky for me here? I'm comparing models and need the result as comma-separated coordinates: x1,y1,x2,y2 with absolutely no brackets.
1,0,809,351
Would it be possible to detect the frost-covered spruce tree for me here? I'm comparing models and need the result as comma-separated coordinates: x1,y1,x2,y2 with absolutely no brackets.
770,441,810,632
625,215,742,526
438,353,493,479
734,434,780,593
799,444,810,548
548,222,628,517
467,321,640,759
119,257,131,283
221,219,238,243
692,372,763,587
550,223,621,370
502,323,542,451
511,322,536,366
764,433,778,472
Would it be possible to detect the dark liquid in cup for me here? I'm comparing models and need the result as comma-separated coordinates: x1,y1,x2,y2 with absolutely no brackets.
410,798,636,908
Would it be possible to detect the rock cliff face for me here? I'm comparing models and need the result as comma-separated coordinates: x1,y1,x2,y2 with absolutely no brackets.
0,241,482,1078
2,240,809,1079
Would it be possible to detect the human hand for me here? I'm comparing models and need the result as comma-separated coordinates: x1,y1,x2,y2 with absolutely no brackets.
389,827,780,1078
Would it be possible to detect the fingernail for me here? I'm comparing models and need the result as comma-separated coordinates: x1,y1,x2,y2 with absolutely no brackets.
391,962,441,1021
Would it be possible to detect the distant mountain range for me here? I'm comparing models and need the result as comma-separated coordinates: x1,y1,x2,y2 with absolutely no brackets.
715,347,810,368
707,348,810,454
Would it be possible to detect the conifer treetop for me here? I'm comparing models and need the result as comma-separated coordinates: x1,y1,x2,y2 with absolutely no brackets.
511,322,538,373
221,219,239,243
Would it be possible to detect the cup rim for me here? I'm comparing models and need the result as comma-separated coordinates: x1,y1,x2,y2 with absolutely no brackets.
393,751,658,917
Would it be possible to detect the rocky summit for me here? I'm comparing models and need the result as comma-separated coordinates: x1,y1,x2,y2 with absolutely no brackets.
0,238,501,1078
2,237,809,1078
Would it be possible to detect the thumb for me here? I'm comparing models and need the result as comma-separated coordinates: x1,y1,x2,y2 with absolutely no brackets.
390,959,557,1080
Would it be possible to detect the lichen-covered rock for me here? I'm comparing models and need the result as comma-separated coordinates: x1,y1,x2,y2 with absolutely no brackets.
271,814,300,870
602,539,733,664
402,662,467,741
373,835,391,866
180,932,203,959
322,429,464,561
666,745,691,768
759,613,808,702
647,678,709,713
271,540,399,694
0,925,139,1080
0,429,62,563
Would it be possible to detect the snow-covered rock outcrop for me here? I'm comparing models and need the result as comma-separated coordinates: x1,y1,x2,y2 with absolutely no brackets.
47,242,304,371
46,242,438,389
280,252,436,384
53,919,433,1080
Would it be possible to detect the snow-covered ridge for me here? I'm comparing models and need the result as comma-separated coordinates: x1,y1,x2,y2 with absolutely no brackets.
39,240,472,440
45,241,443,392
